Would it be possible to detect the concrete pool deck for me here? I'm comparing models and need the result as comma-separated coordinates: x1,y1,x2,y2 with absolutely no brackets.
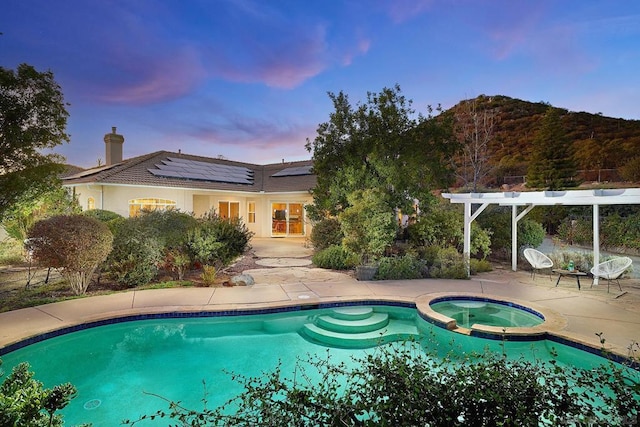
1,237,639,358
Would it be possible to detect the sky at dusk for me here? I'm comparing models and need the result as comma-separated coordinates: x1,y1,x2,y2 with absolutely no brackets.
2,0,639,168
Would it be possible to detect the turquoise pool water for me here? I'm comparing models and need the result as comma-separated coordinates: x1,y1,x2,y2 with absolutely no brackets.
0,305,629,426
430,299,544,328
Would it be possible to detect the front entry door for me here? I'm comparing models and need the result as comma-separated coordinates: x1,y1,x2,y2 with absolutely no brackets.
271,202,304,236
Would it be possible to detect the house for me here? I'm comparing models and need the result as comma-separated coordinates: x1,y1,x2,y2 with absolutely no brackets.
62,128,317,238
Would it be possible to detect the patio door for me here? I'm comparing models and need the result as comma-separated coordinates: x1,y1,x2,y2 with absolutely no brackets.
271,202,304,236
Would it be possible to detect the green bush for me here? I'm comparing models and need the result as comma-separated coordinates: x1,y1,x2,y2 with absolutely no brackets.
310,218,343,250
339,189,398,264
187,211,253,266
469,258,493,275
0,360,77,427
407,205,492,258
312,245,358,270
136,210,198,250
80,209,122,223
547,250,593,273
557,217,593,246
428,246,468,279
106,217,163,287
27,215,113,295
376,254,427,280
477,206,544,258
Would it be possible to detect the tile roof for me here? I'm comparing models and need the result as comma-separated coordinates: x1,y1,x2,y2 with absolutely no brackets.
62,151,316,193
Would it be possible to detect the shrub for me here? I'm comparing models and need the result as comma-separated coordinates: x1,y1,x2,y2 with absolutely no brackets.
309,218,343,250
188,211,253,266
27,214,113,294
376,254,427,280
407,205,492,258
136,210,198,250
0,360,77,427
469,258,493,275
339,189,397,264
478,206,545,258
80,209,122,224
557,217,593,246
201,265,217,286
312,245,358,270
547,250,593,273
428,246,468,279
163,248,191,280
106,217,163,287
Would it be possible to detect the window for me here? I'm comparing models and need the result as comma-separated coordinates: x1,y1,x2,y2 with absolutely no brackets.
87,197,95,210
129,198,176,217
247,201,256,223
219,201,240,220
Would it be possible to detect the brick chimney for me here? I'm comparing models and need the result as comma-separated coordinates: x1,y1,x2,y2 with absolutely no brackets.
104,126,124,165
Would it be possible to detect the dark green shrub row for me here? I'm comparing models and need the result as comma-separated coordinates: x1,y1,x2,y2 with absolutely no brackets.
312,245,358,270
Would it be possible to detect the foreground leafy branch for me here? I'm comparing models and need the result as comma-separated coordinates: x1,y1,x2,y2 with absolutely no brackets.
124,338,640,426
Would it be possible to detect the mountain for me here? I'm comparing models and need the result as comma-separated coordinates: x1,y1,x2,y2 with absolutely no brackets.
443,95,640,187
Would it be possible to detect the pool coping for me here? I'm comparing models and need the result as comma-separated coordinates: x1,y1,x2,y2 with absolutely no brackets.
2,294,637,370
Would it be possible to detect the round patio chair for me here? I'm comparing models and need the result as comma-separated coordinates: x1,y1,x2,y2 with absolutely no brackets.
523,248,553,280
590,256,633,293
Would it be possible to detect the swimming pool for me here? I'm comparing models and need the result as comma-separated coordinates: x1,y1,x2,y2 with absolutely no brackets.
0,304,634,426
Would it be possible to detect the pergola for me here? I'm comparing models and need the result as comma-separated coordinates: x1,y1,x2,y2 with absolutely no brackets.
442,188,640,283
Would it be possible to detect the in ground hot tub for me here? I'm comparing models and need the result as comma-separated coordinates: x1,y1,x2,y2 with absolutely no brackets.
429,297,544,329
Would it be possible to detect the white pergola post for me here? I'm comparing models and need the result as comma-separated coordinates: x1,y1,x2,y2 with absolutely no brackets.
512,204,536,271
463,202,489,276
593,204,600,285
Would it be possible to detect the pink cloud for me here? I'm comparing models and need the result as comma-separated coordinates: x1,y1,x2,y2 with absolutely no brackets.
96,46,207,105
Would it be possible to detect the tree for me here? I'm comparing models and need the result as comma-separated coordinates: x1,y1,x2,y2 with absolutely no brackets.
305,85,456,220
526,107,577,189
27,215,113,294
0,360,77,427
339,188,397,264
452,97,496,191
1,184,80,243
0,64,70,220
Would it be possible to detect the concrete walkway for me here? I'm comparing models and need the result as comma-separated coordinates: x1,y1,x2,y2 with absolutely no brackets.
1,238,639,358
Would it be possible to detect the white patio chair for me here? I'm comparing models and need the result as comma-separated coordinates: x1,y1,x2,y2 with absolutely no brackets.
523,248,553,280
590,257,632,293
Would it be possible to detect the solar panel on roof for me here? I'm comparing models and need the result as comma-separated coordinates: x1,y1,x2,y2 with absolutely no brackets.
148,158,254,184
271,165,313,177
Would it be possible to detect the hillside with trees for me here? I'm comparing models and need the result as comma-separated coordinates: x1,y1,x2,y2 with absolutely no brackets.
444,95,640,188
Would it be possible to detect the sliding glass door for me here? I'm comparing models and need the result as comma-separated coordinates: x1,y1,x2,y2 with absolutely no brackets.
271,202,304,236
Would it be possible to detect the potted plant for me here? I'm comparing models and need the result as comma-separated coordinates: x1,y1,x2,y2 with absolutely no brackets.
339,189,397,280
